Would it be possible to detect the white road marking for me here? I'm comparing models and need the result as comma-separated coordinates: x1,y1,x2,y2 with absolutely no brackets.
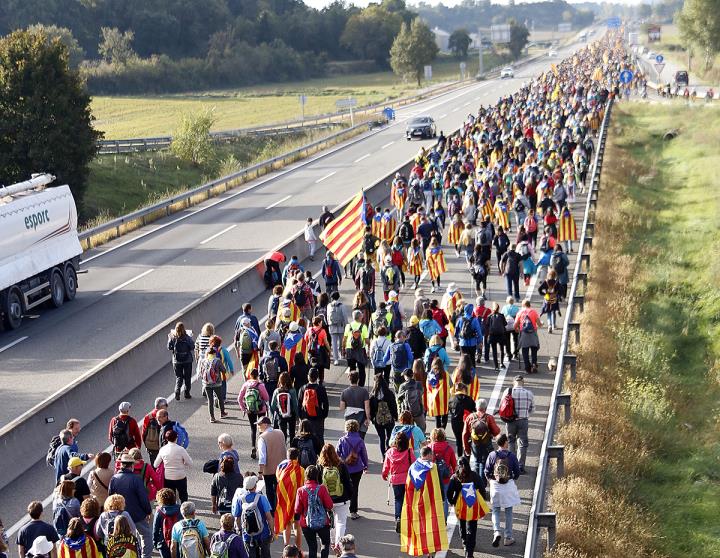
199,224,237,245
436,509,458,558
102,269,155,297
452,107,460,112
475,96,481,101
381,141,395,149
316,171,336,183
354,153,371,163
463,101,471,107
439,113,447,118
0,336,28,354
264,195,292,210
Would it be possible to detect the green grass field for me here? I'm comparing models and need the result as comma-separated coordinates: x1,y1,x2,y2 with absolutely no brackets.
90,52,509,139
644,24,720,84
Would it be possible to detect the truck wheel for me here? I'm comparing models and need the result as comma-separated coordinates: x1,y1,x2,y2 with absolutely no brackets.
2,289,23,330
64,264,78,301
50,269,65,308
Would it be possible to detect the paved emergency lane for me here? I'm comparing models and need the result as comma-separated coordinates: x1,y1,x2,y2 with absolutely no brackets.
0,41,587,429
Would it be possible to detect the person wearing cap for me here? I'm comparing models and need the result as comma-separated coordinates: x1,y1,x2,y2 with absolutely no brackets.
109,453,152,558
404,314,427,361
108,403,142,459
256,416,286,513
232,475,274,557
113,448,161,501
16,502,60,558
59,457,91,501
380,254,401,301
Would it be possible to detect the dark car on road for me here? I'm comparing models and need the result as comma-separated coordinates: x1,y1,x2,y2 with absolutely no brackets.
405,116,437,140
674,70,689,87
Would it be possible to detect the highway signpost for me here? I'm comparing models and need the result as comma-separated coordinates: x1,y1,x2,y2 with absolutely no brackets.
606,17,621,29
299,94,307,121
424,65,433,80
655,54,664,64
490,24,511,44
336,97,357,126
654,63,665,79
619,69,634,84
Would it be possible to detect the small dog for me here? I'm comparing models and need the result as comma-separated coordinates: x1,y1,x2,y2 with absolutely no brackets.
548,357,557,372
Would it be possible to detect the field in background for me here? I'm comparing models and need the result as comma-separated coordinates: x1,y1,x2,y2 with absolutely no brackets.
642,24,720,84
548,102,720,558
90,52,509,139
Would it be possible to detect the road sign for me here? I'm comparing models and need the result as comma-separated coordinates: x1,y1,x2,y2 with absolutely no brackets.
299,95,307,105
619,69,634,84
606,17,621,28
490,24,511,44
459,61,467,80
654,62,665,75
424,65,432,80
335,98,357,109
655,54,664,64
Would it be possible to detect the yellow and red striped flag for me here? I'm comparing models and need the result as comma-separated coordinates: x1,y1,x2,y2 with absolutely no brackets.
407,246,424,277
245,349,260,379
426,247,447,280
447,220,464,245
274,458,304,534
494,200,510,230
426,371,450,417
280,333,307,367
454,482,490,521
391,182,407,214
371,214,382,238
400,460,448,556
379,214,396,241
558,209,577,241
319,192,368,266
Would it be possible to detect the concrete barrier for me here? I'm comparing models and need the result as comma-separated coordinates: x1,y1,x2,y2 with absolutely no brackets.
0,155,416,491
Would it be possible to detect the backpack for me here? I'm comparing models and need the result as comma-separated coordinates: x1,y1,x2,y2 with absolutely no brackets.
375,399,394,426
373,312,388,336
324,260,336,281
459,318,474,341
488,314,506,336
173,336,192,362
210,533,237,558
513,197,524,212
144,416,161,452
52,500,72,536
179,519,204,558
469,413,491,446
269,296,280,318
244,386,262,414
293,285,308,308
297,437,318,468
261,356,280,383
159,509,179,547
521,314,535,334
434,452,451,482
239,330,253,353
302,386,319,417
201,357,223,385
551,253,566,274
277,391,293,419
391,249,403,268
173,423,190,449
360,268,373,291
371,338,388,368
46,434,62,467
328,302,344,326
424,346,440,371
498,388,517,423
305,486,327,530
390,342,409,371
111,417,131,450
493,455,511,483
480,226,493,246
350,326,363,351
363,235,376,254
398,383,423,417
241,494,264,538
322,466,343,498
540,237,549,252
308,328,321,356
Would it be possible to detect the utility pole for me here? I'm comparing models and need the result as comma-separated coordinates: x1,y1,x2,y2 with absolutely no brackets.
478,29,484,77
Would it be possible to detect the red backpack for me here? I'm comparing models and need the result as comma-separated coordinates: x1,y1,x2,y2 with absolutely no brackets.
160,509,179,546
498,388,517,423
303,386,319,417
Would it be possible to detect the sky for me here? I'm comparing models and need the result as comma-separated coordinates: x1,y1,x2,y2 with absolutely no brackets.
303,0,643,9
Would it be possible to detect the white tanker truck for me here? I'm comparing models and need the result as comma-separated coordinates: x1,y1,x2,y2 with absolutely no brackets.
0,174,82,330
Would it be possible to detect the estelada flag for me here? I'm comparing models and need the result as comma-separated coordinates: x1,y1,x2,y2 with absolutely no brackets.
410,212,423,235
391,182,407,213
550,63,558,76
401,460,448,556
447,220,464,245
371,213,383,238
558,209,577,241
280,332,307,366
278,299,301,323
425,247,446,280
426,371,449,417
494,200,510,230
454,482,490,521
453,368,480,401
407,246,424,277
274,458,304,534
245,349,260,379
592,67,603,82
479,199,493,220
59,534,101,558
320,192,368,266
379,213,397,241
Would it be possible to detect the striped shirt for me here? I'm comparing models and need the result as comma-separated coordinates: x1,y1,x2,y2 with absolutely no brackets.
511,386,534,419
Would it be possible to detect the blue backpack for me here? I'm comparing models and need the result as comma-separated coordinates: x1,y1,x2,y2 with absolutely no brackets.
390,342,409,371
173,423,190,449
305,486,327,530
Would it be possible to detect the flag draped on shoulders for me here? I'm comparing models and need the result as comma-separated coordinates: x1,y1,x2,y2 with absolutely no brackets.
320,192,368,266
379,213,397,241
59,535,100,558
447,220,463,245
558,209,577,241
371,214,383,238
274,459,304,534
391,182,407,213
494,200,510,230
280,333,307,366
401,460,448,556
454,482,490,521
426,371,450,417
407,246,424,276
426,247,447,280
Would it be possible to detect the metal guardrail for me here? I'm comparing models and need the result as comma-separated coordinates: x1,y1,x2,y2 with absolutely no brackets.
524,97,614,557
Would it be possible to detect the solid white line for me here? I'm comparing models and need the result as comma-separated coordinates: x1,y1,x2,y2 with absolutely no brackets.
435,509,458,558
354,153,371,163
199,224,236,245
264,195,292,210
452,107,460,112
315,171,336,183
102,269,155,297
381,141,395,149
0,336,28,354
438,113,447,118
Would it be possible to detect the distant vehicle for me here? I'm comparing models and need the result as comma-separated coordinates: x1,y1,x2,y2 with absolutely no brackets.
674,70,689,87
0,174,82,330
405,116,436,140
548,50,558,57
500,66,514,79
646,51,656,60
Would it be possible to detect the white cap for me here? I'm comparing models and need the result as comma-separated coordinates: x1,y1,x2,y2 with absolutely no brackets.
289,321,299,332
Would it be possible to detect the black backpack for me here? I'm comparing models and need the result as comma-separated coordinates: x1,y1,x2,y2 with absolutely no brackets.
294,285,308,307
390,342,409,371
111,417,131,449
551,253,566,274
460,317,474,340
297,437,318,468
46,434,62,467
488,314,506,336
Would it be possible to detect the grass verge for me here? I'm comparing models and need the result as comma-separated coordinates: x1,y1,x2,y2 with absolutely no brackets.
642,24,720,85
547,102,720,558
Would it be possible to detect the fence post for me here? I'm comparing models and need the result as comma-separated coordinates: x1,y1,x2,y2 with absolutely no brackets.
564,353,577,382
573,294,585,313
548,445,565,478
557,393,571,424
568,322,581,345
537,513,557,551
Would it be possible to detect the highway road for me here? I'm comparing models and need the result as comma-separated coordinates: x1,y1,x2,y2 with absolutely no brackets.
0,38,589,429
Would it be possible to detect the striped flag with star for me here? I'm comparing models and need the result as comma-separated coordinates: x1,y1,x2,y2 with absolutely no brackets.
454,482,490,521
426,371,450,418
425,247,447,280
320,192,368,266
274,458,304,534
400,460,448,556
558,208,577,241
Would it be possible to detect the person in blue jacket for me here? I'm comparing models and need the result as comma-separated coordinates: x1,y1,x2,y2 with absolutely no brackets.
453,304,482,367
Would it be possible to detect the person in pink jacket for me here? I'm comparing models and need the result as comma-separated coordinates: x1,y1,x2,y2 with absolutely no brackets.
381,431,415,533
293,465,334,558
237,368,270,459
429,428,458,520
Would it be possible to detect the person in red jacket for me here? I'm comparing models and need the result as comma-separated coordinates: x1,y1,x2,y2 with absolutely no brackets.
381,431,416,532
462,398,501,489
108,402,142,458
430,300,449,344
294,465,334,558
428,428,458,520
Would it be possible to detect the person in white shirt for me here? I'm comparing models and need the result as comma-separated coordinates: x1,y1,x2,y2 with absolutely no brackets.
153,429,192,502
304,218,318,261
